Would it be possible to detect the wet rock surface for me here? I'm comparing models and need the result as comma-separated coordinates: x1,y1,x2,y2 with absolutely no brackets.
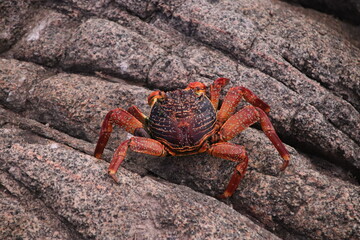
1,0,359,239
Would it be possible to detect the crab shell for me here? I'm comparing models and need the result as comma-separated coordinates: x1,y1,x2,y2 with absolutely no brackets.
148,88,216,155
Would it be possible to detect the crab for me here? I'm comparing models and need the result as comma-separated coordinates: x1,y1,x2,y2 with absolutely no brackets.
94,78,290,198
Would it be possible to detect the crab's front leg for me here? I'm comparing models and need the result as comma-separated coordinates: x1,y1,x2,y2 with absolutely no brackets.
217,86,270,124
207,142,249,199
108,137,167,182
94,108,148,159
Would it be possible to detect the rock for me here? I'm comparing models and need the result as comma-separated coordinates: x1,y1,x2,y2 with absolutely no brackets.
25,72,151,143
148,55,190,90
0,0,359,239
11,9,78,67
114,0,156,18
283,0,360,25
0,126,279,240
55,0,111,15
62,18,166,82
131,127,360,239
0,58,51,111
0,0,35,53
0,171,81,240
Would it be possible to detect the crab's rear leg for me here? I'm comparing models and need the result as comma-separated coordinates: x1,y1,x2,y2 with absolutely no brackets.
219,105,290,170
94,108,148,159
207,142,249,199
217,86,270,124
109,137,167,182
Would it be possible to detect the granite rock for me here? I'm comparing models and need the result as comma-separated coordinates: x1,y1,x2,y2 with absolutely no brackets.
0,0,359,239
283,0,360,25
0,126,279,240
0,0,37,53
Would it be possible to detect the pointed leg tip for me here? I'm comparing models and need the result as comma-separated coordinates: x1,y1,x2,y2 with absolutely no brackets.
109,171,119,183
216,194,227,199
280,156,290,171
217,191,232,199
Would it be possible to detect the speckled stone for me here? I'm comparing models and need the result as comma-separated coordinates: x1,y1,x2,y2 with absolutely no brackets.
62,18,166,82
11,9,78,67
0,0,359,239
131,127,360,239
0,0,35,52
0,127,280,240
0,58,51,111
283,0,360,25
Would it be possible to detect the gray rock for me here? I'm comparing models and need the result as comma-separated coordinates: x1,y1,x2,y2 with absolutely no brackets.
62,18,166,82
1,57,359,239
0,126,279,240
283,0,360,25
0,58,51,111
24,72,151,143
0,0,360,239
132,127,360,239
114,0,156,18
0,171,81,240
55,0,111,14
0,0,35,53
11,9,78,67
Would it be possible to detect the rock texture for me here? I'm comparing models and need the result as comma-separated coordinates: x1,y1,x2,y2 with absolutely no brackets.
283,0,360,25
1,0,359,239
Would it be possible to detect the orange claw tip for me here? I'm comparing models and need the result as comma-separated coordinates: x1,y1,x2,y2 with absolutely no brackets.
94,153,102,159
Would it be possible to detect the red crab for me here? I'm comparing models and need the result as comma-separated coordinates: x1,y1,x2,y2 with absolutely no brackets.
94,78,290,198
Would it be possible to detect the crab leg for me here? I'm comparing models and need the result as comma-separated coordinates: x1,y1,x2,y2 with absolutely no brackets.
108,137,167,182
219,105,290,170
217,86,270,124
94,108,144,159
210,78,230,110
127,105,148,125
207,142,249,199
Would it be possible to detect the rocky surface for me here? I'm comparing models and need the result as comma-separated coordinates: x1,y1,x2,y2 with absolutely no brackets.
1,125,279,239
283,0,360,25
1,0,359,239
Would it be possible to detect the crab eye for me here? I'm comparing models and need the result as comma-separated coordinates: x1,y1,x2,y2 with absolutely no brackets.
148,90,166,106
186,82,206,96
194,87,205,96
